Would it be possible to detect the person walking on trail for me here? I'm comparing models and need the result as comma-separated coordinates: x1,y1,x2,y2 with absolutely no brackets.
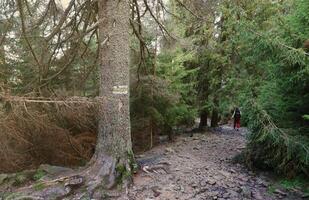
232,107,241,130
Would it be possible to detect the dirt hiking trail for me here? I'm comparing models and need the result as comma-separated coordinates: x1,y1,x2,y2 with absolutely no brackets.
126,126,306,200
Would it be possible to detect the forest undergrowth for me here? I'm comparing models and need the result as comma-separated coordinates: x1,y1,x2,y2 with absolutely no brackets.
0,99,97,172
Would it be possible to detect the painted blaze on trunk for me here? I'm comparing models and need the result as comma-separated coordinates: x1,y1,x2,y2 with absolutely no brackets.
95,0,132,172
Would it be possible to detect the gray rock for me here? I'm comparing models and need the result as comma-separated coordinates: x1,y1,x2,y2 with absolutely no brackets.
165,147,175,154
209,191,219,197
219,170,231,178
252,191,264,200
222,192,230,199
36,186,71,199
213,174,225,181
151,186,161,197
206,178,217,185
228,190,239,198
274,189,287,196
39,164,73,176
191,183,198,188
240,186,252,198
239,176,249,182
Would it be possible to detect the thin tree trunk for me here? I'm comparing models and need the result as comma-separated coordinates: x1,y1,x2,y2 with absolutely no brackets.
211,109,219,127
199,110,208,129
150,0,160,148
211,97,219,127
0,35,7,85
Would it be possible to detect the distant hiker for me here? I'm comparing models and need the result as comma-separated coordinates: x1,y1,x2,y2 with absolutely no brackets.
232,107,241,130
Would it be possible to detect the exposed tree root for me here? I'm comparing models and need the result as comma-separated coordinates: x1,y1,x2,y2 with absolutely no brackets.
2,155,132,200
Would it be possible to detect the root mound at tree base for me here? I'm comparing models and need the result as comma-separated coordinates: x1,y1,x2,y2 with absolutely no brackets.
0,155,133,200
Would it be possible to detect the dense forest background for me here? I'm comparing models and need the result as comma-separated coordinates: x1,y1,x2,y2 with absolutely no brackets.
0,0,308,180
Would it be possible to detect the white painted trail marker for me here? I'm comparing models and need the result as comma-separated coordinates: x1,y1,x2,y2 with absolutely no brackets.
113,85,128,95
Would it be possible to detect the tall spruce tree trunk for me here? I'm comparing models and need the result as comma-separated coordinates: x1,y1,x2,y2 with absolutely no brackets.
96,0,132,159
88,0,133,189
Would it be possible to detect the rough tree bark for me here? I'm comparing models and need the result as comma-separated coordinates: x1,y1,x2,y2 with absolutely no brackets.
88,0,133,188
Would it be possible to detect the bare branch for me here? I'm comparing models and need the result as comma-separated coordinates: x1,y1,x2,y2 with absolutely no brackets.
45,0,75,41
17,0,42,69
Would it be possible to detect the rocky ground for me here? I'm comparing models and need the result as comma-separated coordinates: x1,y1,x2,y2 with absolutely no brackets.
0,125,307,200
127,126,307,200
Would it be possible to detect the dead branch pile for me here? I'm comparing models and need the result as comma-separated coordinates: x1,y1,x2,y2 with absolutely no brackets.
0,98,98,173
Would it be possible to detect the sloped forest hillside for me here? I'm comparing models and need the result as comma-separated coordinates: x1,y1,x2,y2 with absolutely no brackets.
0,0,308,183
